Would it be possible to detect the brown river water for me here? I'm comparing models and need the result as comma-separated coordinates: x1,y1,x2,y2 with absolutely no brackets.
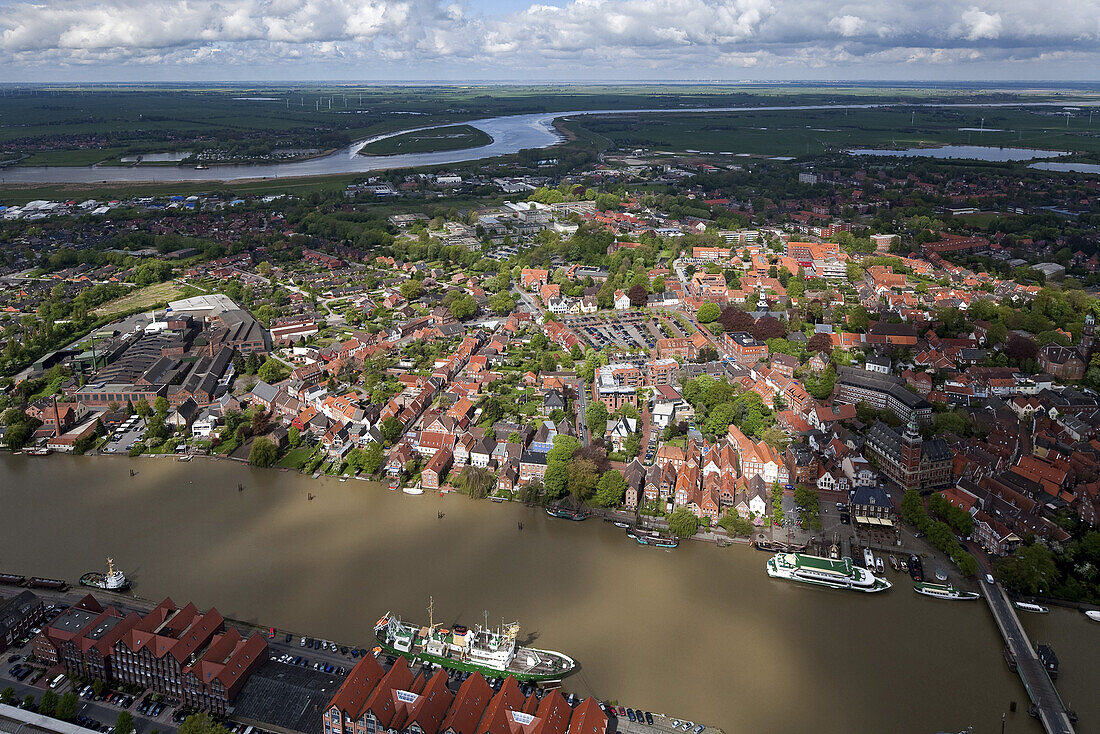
0,454,1096,734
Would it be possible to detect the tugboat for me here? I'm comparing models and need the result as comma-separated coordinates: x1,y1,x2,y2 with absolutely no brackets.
374,598,576,682
80,558,131,591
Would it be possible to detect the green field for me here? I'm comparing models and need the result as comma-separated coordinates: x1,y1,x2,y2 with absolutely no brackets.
359,124,492,156
91,281,189,318
565,106,1100,157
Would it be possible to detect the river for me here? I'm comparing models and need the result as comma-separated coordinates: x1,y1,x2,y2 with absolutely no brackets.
1,455,1096,733
3,101,1100,185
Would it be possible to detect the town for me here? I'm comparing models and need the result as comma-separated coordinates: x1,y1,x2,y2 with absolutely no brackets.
4,120,1100,734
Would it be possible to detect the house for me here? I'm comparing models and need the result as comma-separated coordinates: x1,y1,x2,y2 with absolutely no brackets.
422,448,453,490
604,417,637,453
614,290,632,310
849,485,895,520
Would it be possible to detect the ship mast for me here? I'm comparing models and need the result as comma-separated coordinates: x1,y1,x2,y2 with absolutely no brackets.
107,557,115,575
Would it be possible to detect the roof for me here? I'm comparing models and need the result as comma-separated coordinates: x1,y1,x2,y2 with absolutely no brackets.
328,653,386,717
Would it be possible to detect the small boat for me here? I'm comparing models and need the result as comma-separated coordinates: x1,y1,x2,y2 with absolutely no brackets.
194,163,208,170
545,507,586,521
490,496,504,503
908,555,924,582
935,568,948,582
863,548,875,569
403,484,424,496
26,447,52,456
889,555,900,572
875,557,885,575
387,479,399,490
1085,610,1100,622
913,582,979,601
899,559,908,573
1014,602,1049,614
629,529,679,548
177,455,192,462
613,521,631,528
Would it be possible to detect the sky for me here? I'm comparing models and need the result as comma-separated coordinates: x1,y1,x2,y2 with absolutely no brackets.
2,0,1099,82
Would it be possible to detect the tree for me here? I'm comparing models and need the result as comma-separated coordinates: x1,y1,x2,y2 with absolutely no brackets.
489,292,516,315
56,691,78,721
93,679,105,698
400,280,423,301
623,431,642,459
593,469,627,507
22,694,35,711
362,441,384,474
1005,334,1038,365
449,295,477,320
115,711,135,734
153,396,169,417
901,488,929,530
751,316,786,341
585,401,609,434
257,358,290,384
0,687,14,705
566,458,599,501
544,435,581,499
179,713,233,734
460,466,495,499
718,306,754,333
995,544,1059,595
249,437,278,467
38,690,58,716
668,507,700,538
806,332,832,354
381,416,403,444
627,284,648,307
288,426,301,448
771,481,784,525
697,302,720,323
718,511,754,537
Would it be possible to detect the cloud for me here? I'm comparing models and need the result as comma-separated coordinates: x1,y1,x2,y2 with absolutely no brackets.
828,15,866,37
0,0,1098,77
957,7,1003,40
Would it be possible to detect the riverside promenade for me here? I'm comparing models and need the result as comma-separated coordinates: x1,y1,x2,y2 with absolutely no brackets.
982,578,1076,734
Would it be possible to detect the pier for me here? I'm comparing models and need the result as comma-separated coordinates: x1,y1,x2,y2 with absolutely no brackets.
982,578,1075,734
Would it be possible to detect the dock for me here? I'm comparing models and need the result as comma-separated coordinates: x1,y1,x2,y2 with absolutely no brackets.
982,578,1076,734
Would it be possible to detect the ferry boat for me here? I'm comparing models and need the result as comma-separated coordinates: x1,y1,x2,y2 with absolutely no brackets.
374,600,577,682
79,558,131,591
913,582,979,601
1085,610,1100,622
1014,602,1049,614
766,553,891,592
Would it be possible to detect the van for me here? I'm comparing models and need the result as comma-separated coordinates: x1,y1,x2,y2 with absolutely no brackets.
50,673,66,689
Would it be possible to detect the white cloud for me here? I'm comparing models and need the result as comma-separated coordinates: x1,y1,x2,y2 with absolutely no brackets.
0,0,1097,76
957,7,1003,40
828,15,866,37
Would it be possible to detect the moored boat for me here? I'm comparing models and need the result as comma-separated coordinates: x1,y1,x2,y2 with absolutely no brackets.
909,554,924,582
629,529,678,548
80,557,131,591
402,483,424,495
1014,602,1049,614
913,582,979,600
766,552,891,592
545,507,586,521
1085,610,1100,622
889,555,899,572
875,557,885,574
374,600,577,682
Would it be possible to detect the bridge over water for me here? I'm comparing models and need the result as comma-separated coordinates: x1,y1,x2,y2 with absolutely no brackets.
982,580,1076,734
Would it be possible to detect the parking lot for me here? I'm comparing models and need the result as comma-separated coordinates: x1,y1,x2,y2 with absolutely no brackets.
565,315,686,352
103,417,147,454
610,705,718,734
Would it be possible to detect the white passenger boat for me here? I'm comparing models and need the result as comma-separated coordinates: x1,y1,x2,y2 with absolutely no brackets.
767,553,891,592
1014,602,1049,614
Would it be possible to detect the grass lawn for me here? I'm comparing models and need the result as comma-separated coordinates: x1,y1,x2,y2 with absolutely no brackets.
276,447,316,469
91,281,190,318
359,125,492,156
20,148,127,166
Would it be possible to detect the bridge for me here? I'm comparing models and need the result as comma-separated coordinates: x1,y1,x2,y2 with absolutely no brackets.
982,579,1076,734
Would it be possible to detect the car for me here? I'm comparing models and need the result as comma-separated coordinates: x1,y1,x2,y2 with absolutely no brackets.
693,726,705,734
645,712,654,725
268,627,276,639
8,655,21,663
340,646,349,655
300,637,306,646
285,633,293,643
681,722,694,731
626,710,636,722
985,573,996,584
671,721,682,728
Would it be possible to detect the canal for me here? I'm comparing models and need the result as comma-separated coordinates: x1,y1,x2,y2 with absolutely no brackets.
0,454,1096,734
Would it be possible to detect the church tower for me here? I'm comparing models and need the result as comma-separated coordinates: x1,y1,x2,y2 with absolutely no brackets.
1082,313,1095,362
900,410,922,487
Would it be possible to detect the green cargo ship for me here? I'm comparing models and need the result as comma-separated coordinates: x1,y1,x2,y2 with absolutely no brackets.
374,600,577,682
